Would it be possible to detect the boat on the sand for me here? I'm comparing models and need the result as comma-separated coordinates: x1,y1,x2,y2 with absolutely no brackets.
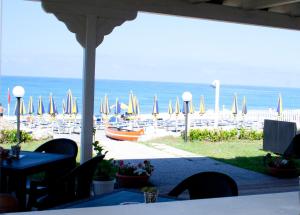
105,126,144,141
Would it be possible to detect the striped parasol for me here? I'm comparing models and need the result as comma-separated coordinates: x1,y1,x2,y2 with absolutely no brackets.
103,94,110,115
37,96,45,116
168,99,173,116
152,95,159,117
231,94,238,116
72,97,78,115
175,97,180,116
15,98,26,115
114,98,121,115
199,95,205,115
242,96,247,115
65,89,73,115
277,93,283,116
48,93,57,116
134,96,140,115
27,96,35,115
127,91,135,115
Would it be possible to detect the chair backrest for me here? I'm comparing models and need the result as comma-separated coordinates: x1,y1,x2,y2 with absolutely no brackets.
58,155,104,199
34,138,78,182
168,172,238,199
35,138,78,158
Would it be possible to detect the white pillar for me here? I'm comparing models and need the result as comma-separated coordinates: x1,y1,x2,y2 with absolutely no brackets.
80,15,97,163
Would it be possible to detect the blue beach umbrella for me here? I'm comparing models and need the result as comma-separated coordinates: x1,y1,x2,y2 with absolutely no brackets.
114,98,121,115
48,93,57,116
242,96,247,115
277,94,283,116
231,94,238,116
37,96,45,116
199,95,205,115
66,89,73,115
152,95,159,117
27,96,35,115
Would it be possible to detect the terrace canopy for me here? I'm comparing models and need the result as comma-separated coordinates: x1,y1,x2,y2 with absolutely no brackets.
31,0,300,162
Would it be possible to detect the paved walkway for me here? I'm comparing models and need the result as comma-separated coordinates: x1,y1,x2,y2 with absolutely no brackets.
55,132,299,197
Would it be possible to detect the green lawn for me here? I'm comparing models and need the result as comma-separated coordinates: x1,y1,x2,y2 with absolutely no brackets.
143,136,275,174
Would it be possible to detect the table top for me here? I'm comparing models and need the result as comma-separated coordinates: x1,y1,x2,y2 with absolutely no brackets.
59,190,176,209
0,151,73,173
10,191,300,215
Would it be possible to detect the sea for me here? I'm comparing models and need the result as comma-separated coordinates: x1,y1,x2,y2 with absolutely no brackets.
1,75,300,115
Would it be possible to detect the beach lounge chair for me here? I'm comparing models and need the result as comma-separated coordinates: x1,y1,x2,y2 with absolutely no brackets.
168,172,238,199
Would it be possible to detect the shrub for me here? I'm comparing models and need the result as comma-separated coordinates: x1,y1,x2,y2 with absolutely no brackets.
188,128,263,142
0,129,33,144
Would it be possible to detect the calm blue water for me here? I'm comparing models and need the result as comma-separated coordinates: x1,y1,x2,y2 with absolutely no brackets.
0,75,299,115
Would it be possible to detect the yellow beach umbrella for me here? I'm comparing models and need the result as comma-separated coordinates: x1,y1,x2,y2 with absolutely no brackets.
27,96,34,115
152,95,159,117
127,91,134,115
15,98,26,115
72,97,78,115
199,95,205,115
48,93,57,116
175,97,180,116
134,96,140,115
168,100,173,115
37,96,45,116
277,93,283,116
189,99,195,114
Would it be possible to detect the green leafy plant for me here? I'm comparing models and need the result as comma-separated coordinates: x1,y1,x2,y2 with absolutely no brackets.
0,129,32,144
141,186,158,193
117,160,154,176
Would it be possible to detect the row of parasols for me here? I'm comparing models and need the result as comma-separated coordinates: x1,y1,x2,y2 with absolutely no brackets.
12,89,284,117
13,89,78,116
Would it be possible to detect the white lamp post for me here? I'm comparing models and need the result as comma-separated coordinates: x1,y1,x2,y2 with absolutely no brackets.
12,86,25,144
182,91,192,142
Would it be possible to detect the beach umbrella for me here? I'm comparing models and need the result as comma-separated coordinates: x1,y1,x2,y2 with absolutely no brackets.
231,94,238,116
114,98,121,115
152,95,159,117
242,96,247,115
199,95,205,115
15,98,26,115
72,97,79,115
175,97,180,116
27,96,35,115
37,96,45,116
65,89,73,115
7,88,11,116
168,100,173,115
48,93,57,116
62,99,66,114
134,96,140,115
189,99,195,114
277,94,283,116
127,91,135,115
103,94,110,115
99,98,103,114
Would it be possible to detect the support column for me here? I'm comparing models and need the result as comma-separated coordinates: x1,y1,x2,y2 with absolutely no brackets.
81,15,97,163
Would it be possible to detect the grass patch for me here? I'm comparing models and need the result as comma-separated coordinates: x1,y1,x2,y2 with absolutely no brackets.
142,136,278,174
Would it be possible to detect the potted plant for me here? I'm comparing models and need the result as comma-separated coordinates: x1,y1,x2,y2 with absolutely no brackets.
141,186,159,203
92,141,117,195
116,160,154,188
263,153,299,178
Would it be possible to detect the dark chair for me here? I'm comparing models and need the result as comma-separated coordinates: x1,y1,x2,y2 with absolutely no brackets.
33,138,78,183
168,172,238,199
28,155,104,210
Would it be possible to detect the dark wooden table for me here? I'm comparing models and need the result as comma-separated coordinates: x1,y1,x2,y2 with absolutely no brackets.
58,190,177,209
0,151,74,210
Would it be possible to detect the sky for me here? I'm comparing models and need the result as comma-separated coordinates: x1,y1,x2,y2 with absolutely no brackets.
2,0,300,87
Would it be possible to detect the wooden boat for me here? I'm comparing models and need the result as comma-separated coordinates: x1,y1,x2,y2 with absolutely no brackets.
105,126,144,141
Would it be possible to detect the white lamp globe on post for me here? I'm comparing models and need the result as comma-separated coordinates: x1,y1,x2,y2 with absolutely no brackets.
182,91,192,143
12,86,25,145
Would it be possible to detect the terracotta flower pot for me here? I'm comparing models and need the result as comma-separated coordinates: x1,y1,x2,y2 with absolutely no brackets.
116,173,149,188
